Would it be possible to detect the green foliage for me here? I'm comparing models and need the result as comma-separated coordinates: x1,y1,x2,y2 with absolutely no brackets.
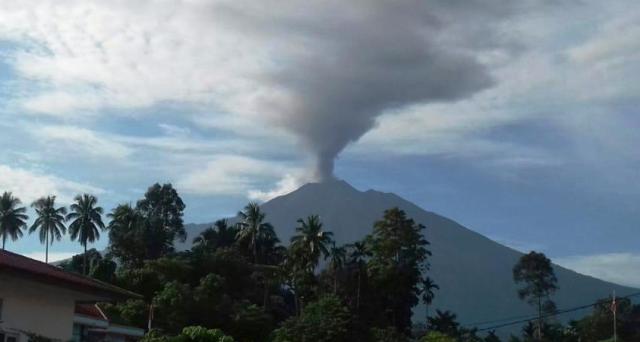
66,193,105,274
428,310,460,338
90,257,117,282
193,219,237,252
29,195,67,263
366,207,431,333
142,326,234,342
108,183,186,267
273,295,351,342
370,327,409,342
229,301,273,341
91,188,446,341
420,331,456,342
0,191,28,250
290,215,334,271
513,251,557,309
236,202,278,264
101,299,149,328
483,331,501,342
512,251,558,339
153,281,194,333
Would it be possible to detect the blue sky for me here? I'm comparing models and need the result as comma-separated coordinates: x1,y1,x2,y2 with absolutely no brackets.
0,1,639,287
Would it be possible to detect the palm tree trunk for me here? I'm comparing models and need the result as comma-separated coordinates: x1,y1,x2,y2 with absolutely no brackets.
45,228,49,264
253,235,258,264
83,242,88,275
537,296,542,340
2,234,6,250
356,271,361,311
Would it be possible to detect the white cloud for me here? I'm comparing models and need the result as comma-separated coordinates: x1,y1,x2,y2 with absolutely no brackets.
556,253,640,288
248,172,309,202
22,251,76,263
177,155,297,196
37,125,133,160
0,164,104,204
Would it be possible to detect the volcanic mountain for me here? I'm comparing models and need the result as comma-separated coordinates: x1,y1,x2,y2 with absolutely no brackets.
183,180,635,330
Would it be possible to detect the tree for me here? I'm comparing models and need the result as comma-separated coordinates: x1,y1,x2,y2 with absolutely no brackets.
152,281,194,334
484,331,501,342
29,196,67,263
290,215,333,271
366,208,430,333
66,194,105,275
137,183,187,259
142,326,234,342
513,251,558,340
60,248,103,274
235,202,275,264
347,241,369,311
422,277,439,322
327,243,346,293
0,192,28,250
193,219,237,251
273,295,351,342
107,204,146,267
428,310,460,338
108,184,186,266
421,331,456,342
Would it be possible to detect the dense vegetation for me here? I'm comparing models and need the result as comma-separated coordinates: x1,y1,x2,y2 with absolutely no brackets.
1,184,639,341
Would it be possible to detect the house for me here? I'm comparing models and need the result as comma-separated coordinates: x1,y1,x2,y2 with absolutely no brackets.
73,304,144,342
0,249,142,342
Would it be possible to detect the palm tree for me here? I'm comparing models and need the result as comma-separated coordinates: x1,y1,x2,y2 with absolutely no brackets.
327,243,346,293
428,310,460,337
66,194,105,275
193,226,218,249
422,277,439,323
0,192,28,250
212,219,237,249
194,219,237,250
29,196,67,263
347,241,369,310
236,202,275,263
290,215,333,271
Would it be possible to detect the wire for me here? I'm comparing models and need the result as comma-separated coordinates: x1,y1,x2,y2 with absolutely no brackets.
462,291,640,332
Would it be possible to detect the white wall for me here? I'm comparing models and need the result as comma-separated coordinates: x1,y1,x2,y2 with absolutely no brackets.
0,273,105,341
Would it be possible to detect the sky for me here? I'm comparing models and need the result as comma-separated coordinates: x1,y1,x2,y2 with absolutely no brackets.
0,1,638,287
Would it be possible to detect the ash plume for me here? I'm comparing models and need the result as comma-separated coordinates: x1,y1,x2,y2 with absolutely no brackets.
214,1,531,180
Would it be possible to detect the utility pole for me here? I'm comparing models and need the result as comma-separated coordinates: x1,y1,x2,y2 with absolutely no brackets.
612,290,617,342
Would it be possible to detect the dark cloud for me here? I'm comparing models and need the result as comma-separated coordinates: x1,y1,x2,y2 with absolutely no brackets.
213,0,538,180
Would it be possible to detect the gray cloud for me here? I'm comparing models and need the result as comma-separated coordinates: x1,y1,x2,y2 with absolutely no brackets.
209,0,528,180
0,0,552,181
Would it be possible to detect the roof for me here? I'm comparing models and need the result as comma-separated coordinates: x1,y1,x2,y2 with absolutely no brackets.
74,304,145,337
75,304,108,321
0,249,141,300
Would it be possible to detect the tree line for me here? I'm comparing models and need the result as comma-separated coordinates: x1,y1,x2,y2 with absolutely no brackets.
2,183,638,341
0,191,104,271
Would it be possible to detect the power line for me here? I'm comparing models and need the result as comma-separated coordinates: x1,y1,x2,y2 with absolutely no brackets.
464,291,640,332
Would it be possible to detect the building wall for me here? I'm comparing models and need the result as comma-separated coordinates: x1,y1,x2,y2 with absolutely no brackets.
0,274,100,341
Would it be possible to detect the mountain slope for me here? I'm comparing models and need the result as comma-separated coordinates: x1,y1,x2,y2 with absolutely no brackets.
184,180,635,329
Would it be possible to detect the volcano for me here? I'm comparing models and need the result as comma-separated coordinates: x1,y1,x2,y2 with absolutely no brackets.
184,179,635,331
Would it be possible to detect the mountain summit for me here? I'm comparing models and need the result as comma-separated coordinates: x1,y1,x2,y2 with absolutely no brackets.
185,180,635,329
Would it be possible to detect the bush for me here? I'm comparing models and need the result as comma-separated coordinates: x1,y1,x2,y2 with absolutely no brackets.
272,295,351,342
141,326,234,342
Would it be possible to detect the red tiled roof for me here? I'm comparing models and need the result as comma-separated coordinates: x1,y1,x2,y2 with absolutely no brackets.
0,249,141,300
75,304,108,320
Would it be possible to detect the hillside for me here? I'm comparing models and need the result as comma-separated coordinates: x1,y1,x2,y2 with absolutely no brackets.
183,179,636,331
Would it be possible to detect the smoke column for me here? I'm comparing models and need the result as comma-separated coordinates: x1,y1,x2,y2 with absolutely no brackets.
212,1,531,180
